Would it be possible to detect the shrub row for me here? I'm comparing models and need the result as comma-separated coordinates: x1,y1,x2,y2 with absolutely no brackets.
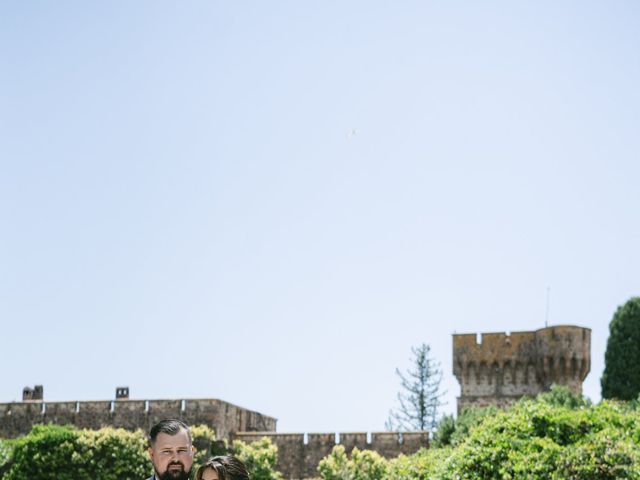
0,424,280,480
3,388,639,479
318,388,640,479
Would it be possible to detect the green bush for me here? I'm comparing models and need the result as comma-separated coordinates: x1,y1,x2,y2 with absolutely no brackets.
2,423,253,480
432,405,498,448
318,444,352,480
316,389,640,480
432,399,640,479
232,437,282,480
4,424,150,480
432,385,587,449
387,448,447,480
317,444,449,480
318,445,389,480
190,424,217,466
5,424,81,480
73,427,150,480
0,438,14,478
537,384,592,409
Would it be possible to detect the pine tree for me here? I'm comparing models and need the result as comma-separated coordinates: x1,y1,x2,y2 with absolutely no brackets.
386,343,446,431
601,297,640,400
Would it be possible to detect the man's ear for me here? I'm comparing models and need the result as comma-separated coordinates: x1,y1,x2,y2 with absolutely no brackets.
148,446,154,461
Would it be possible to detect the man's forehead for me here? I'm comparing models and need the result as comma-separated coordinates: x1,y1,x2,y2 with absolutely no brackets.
154,429,190,448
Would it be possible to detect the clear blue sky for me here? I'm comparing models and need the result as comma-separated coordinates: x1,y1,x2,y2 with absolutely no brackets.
1,1,639,433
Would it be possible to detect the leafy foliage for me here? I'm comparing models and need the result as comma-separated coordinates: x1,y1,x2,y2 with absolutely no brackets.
232,437,282,480
0,438,14,478
434,398,640,479
190,424,217,466
2,423,219,480
431,404,498,448
537,384,592,409
320,388,640,479
318,445,389,480
602,297,640,400
318,445,449,480
4,424,150,480
72,427,150,480
386,448,449,480
5,424,81,480
317,445,352,480
431,415,455,448
387,343,445,431
1,424,282,480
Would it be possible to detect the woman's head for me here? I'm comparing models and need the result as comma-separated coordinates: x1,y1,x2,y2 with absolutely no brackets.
194,456,250,480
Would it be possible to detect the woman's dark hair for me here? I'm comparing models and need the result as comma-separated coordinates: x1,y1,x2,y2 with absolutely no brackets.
194,455,250,480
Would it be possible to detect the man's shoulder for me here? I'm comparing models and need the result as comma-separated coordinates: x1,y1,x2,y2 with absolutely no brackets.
145,477,155,480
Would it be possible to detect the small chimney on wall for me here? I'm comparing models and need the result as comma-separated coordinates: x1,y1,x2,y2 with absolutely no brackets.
22,385,43,402
116,387,130,400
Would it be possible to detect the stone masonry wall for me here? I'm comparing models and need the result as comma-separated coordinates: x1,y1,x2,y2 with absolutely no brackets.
232,431,429,480
453,325,591,412
0,396,428,480
0,398,277,440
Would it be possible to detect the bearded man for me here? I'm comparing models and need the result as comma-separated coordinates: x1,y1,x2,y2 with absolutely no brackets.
146,419,195,480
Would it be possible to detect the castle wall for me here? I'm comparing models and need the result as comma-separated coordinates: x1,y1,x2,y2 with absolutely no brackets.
0,398,277,440
0,396,426,479
232,431,429,480
453,325,591,412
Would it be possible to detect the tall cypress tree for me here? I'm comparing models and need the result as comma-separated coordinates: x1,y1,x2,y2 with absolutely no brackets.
601,297,640,400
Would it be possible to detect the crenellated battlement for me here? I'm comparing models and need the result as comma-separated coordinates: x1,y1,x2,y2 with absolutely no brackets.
453,325,591,412
0,390,429,479
0,397,276,440
232,431,429,479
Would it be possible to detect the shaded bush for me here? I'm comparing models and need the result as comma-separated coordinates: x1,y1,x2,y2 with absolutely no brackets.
537,384,592,409
2,423,220,480
318,445,389,480
4,424,149,480
232,436,282,480
6,424,83,480
318,388,640,479
432,404,498,448
0,438,14,478
433,399,640,479
190,424,217,466
72,427,150,480
387,448,449,480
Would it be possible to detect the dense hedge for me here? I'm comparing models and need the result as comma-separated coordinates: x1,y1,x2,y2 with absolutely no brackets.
0,424,281,480
4,392,640,479
232,437,282,480
0,439,11,478
318,388,640,480
3,425,149,480
436,399,640,479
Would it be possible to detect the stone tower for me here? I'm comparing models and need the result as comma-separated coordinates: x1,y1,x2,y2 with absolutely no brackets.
453,325,591,412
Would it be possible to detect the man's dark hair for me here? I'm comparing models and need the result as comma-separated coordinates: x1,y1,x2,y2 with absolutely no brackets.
149,418,192,447
194,456,250,480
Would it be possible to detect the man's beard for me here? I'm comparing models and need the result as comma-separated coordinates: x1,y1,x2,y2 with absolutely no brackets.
156,462,191,480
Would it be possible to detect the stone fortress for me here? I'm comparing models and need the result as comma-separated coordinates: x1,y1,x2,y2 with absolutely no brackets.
2,324,590,479
0,386,426,479
453,325,591,412
0,387,276,440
